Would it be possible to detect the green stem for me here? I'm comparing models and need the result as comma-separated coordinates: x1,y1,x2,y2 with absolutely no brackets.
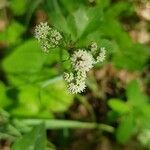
18,119,114,133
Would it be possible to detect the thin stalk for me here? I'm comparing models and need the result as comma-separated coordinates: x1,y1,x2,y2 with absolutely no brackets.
18,119,114,133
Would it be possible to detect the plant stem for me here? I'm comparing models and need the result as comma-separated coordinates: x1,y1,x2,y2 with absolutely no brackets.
17,119,114,133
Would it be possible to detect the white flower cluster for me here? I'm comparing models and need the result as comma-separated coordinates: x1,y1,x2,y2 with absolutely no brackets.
95,47,106,63
71,50,94,72
90,41,98,53
64,42,106,94
34,22,62,53
35,22,51,41
64,71,87,94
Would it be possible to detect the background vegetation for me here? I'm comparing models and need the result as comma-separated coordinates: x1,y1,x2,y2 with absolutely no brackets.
0,0,150,149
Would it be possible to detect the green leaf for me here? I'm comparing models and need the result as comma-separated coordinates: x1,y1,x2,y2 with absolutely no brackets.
77,6,103,42
73,7,89,38
116,114,135,144
126,80,148,107
47,0,71,35
112,43,149,71
11,85,40,117
3,39,44,74
108,99,130,114
40,79,73,113
1,21,25,45
12,124,46,150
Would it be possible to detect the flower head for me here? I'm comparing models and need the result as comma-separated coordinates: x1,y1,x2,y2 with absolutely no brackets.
40,40,51,53
34,22,51,41
67,81,86,94
63,72,74,83
50,29,62,46
71,50,94,72
76,71,87,83
95,47,106,63
34,22,63,53
90,41,98,53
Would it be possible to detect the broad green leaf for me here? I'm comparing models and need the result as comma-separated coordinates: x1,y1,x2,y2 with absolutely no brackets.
74,7,103,40
40,80,73,113
12,124,46,150
11,85,40,117
116,114,135,144
139,103,150,129
3,40,44,74
126,80,148,107
108,99,130,114
99,19,132,48
82,6,103,34
10,84,54,118
47,0,71,35
1,21,25,45
73,7,89,38
113,44,149,71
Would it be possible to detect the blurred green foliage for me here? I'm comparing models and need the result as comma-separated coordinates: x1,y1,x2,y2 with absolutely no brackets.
0,0,149,149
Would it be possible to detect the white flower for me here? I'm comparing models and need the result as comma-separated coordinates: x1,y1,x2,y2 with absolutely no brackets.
63,72,74,83
71,50,94,72
40,40,51,53
64,71,87,94
35,22,63,53
50,29,62,46
67,81,86,94
95,47,106,63
90,42,98,53
34,22,51,41
76,71,87,83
